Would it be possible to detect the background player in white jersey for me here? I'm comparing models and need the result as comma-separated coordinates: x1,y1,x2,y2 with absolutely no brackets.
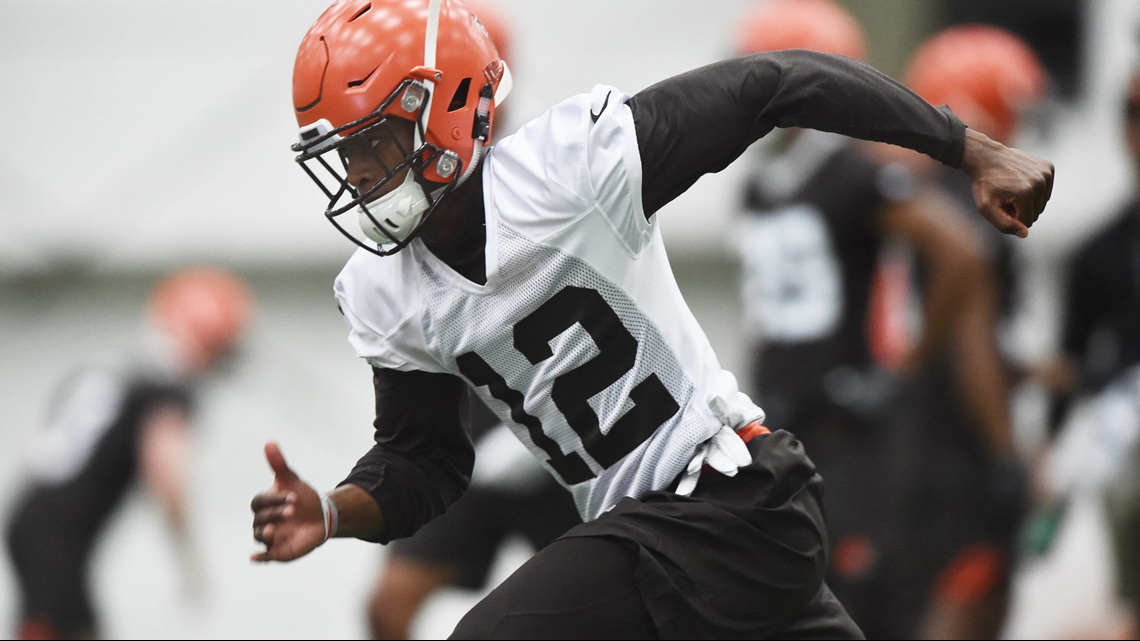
5,268,252,640
729,2,1004,637
249,0,1054,637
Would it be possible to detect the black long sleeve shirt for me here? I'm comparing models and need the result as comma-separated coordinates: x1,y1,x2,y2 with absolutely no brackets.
342,50,967,543
339,368,475,543
629,50,965,217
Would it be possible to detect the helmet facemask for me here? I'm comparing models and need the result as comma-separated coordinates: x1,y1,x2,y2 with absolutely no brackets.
293,79,463,257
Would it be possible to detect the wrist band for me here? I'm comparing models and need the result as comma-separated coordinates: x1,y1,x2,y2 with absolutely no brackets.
320,493,339,542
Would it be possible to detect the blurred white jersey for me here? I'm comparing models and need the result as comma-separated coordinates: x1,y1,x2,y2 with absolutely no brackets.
336,85,750,520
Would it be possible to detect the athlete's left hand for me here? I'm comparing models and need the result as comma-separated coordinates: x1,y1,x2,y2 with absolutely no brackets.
959,128,1055,238
250,442,325,562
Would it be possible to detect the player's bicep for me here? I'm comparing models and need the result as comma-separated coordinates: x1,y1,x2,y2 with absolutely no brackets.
370,369,470,448
629,68,763,219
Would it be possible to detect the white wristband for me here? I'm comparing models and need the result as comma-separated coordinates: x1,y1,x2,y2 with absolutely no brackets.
320,493,339,542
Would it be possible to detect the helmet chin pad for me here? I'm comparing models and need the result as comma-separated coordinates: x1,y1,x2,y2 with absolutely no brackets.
358,171,430,245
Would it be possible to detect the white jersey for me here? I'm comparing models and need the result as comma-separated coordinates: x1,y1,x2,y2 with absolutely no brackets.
336,85,752,521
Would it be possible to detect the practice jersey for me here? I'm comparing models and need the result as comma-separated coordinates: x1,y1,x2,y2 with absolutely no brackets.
735,132,910,428
336,85,741,521
17,351,192,538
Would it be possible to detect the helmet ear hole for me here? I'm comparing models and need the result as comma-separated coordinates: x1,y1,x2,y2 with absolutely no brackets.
447,78,472,112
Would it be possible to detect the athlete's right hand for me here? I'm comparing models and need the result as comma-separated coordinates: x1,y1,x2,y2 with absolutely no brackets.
250,441,325,562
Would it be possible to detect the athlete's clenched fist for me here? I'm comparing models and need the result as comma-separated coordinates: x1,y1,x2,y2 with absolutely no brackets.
960,128,1056,238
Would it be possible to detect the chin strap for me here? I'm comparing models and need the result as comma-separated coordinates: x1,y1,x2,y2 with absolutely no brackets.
456,143,484,187
456,81,495,186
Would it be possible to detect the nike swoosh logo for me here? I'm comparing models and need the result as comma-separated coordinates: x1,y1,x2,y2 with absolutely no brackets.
590,92,611,123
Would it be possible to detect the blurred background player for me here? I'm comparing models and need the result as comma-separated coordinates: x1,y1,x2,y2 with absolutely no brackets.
364,4,580,638
731,2,1000,637
1017,67,1140,639
1052,70,1140,419
1067,69,1140,638
4,268,253,640
889,25,1047,640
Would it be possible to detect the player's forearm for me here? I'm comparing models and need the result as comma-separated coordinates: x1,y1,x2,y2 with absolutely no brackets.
878,191,983,373
138,407,193,534
748,50,965,164
953,275,1015,457
905,259,972,374
907,242,984,374
345,368,474,543
339,442,472,543
327,484,385,539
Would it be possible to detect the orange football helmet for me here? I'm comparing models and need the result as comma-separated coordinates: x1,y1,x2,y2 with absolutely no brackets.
292,0,512,255
149,268,254,374
905,25,1045,145
737,0,866,61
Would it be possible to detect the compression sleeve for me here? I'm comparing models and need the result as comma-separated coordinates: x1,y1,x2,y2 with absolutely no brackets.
628,49,966,217
339,367,475,543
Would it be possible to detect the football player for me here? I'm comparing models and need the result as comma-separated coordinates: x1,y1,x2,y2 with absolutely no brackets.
1049,67,1140,638
1055,71,1140,418
360,5,582,638
5,268,253,640
730,2,1003,637
249,1,1053,637
890,26,1048,640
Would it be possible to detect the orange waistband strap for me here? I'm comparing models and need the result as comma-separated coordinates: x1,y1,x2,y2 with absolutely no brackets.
736,422,771,443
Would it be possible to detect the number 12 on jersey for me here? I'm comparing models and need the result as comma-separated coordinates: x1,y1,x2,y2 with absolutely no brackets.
457,286,680,485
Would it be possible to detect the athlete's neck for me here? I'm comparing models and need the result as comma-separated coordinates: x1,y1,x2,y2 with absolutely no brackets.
421,162,487,285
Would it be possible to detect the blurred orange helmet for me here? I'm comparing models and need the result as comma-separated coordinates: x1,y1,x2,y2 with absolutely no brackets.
149,268,253,371
737,0,867,61
905,25,1045,144
292,0,512,255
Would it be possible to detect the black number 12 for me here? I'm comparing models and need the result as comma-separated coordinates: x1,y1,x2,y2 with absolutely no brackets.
457,286,680,485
